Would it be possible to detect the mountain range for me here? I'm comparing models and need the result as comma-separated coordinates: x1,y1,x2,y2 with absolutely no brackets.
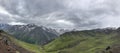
0,24,60,45
1,24,120,53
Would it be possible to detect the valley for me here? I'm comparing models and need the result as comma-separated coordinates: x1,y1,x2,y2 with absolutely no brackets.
1,26,120,53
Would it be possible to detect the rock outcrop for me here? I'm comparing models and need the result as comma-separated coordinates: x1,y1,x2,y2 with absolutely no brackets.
101,44,120,53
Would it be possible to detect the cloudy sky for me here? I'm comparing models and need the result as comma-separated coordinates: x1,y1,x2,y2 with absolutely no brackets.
0,0,120,29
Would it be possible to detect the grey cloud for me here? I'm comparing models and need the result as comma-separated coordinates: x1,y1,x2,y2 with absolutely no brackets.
0,0,120,30
0,14,15,23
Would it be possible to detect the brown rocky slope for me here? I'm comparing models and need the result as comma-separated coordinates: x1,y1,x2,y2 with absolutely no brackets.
0,30,34,53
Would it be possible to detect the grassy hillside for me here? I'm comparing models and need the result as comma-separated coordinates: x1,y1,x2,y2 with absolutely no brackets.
2,28,120,53
9,35,45,53
43,28,120,53
0,30,43,53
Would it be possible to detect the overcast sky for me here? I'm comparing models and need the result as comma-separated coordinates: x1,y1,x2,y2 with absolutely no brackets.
0,0,120,29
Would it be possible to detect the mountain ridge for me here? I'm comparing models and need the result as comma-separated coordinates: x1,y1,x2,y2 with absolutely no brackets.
0,24,59,45
43,27,120,53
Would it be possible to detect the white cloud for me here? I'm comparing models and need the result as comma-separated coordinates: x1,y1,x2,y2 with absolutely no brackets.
8,22,26,25
56,20,74,26
0,6,12,16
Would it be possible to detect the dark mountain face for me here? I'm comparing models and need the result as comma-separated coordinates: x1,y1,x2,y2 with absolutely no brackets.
0,24,59,45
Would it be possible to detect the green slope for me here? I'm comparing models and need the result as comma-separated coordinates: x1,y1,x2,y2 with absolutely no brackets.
9,35,44,53
2,28,120,53
44,29,120,53
1,30,43,53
